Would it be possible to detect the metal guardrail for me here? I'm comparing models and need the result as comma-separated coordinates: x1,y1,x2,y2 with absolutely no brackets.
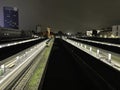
0,39,48,90
63,38,120,71
74,37,120,48
0,37,42,49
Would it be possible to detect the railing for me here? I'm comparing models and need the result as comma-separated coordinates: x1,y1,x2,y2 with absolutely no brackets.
0,39,48,90
63,38,120,71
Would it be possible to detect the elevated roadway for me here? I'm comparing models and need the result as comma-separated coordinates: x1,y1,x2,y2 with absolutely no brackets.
64,38,120,71
69,37,120,53
0,39,48,90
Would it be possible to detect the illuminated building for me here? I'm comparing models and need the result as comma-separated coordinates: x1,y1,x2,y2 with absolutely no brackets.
86,30,93,37
3,7,19,29
98,30,112,38
112,25,120,38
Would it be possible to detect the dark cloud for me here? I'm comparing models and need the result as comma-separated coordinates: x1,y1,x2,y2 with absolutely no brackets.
39,0,120,33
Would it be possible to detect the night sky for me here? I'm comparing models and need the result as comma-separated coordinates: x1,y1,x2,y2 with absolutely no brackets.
0,0,120,33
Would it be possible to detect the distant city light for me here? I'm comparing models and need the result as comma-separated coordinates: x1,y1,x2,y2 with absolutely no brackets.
13,7,18,11
111,34,115,38
67,32,71,35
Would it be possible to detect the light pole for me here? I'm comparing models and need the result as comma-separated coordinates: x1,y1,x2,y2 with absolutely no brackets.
108,53,111,63
97,49,100,57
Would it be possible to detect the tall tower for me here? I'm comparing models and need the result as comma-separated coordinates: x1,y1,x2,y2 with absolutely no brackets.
3,7,19,29
47,27,51,38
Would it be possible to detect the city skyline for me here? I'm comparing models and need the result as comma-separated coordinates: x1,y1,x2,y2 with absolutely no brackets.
0,0,120,33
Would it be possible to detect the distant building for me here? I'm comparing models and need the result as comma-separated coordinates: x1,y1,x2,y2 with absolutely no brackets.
75,32,83,37
36,25,41,33
86,30,92,37
112,25,120,38
47,27,51,38
3,7,19,29
112,25,118,36
86,29,101,37
98,30,112,38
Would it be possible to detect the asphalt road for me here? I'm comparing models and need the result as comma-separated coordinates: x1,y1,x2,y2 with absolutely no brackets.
41,38,112,90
